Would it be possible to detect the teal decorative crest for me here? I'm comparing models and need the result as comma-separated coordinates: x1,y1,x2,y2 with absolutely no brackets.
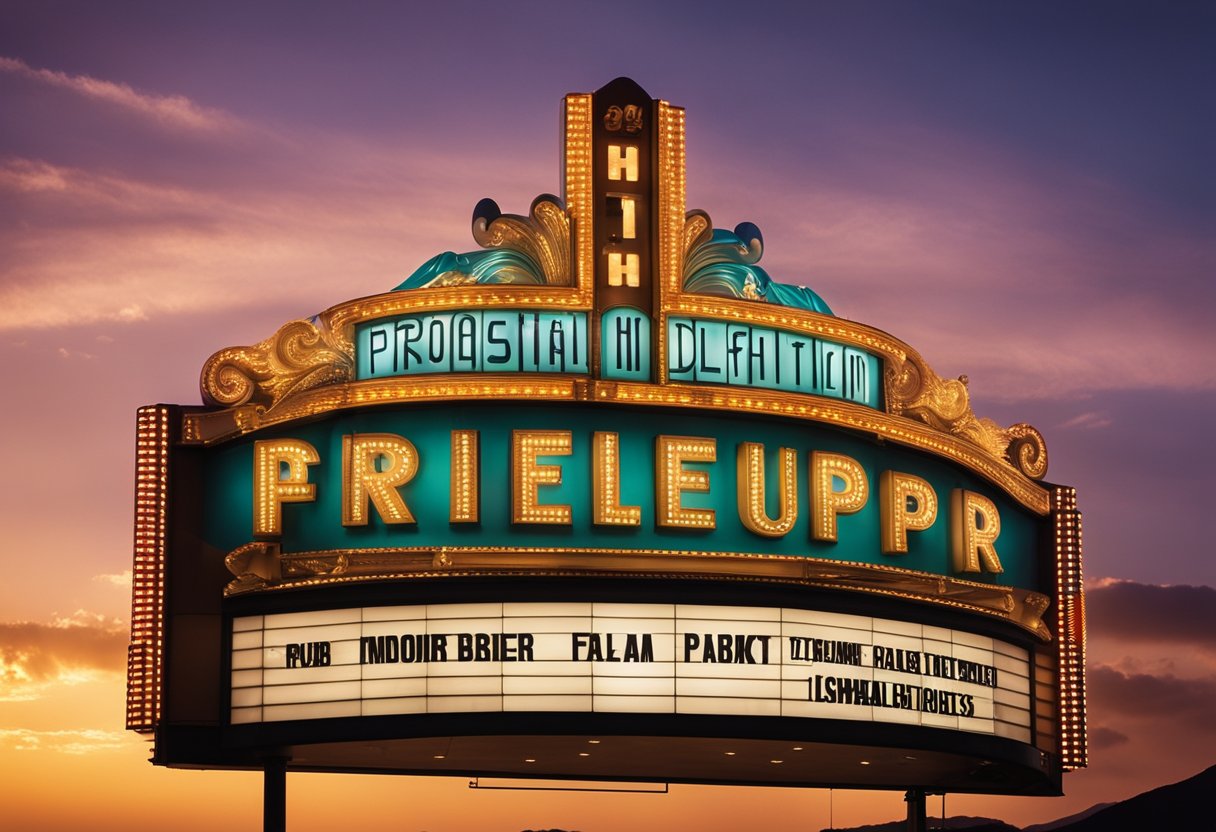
394,195,571,289
682,211,833,315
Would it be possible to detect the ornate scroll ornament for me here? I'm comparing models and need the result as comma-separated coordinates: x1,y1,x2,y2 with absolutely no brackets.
394,194,572,289
887,353,1049,480
200,317,353,411
680,211,834,314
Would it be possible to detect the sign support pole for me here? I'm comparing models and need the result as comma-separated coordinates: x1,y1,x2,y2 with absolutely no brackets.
904,789,926,832
264,756,288,832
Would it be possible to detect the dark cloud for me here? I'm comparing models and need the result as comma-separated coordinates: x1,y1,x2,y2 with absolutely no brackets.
1086,581,1216,651
1087,726,1130,751
0,613,127,686
1088,666,1216,732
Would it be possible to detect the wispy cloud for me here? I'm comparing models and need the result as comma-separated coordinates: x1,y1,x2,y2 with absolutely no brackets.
1088,665,1216,732
0,611,127,701
0,55,241,133
0,727,132,755
1059,411,1113,430
93,570,132,589
0,152,528,331
1086,580,1216,652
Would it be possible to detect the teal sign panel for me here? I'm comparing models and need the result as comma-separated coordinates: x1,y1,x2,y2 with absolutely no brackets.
600,307,651,381
357,311,589,378
203,404,1042,592
667,317,882,408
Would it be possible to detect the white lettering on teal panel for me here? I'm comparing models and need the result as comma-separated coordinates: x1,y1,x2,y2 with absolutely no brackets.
600,307,651,381
667,317,881,409
358,312,589,379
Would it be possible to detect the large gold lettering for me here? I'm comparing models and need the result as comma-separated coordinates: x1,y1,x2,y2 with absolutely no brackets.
512,430,573,524
879,471,938,554
593,431,641,526
656,435,716,529
342,434,419,526
737,443,798,537
810,451,868,542
951,489,1003,573
253,439,319,537
449,430,480,523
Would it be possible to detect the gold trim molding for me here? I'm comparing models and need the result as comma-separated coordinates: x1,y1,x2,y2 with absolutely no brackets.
222,544,1052,640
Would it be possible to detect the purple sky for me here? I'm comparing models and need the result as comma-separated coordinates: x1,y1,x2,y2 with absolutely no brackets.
1,2,1213,829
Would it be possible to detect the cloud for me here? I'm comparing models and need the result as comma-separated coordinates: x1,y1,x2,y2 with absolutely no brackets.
1086,580,1216,652
0,151,518,331
0,55,241,133
93,570,132,589
0,611,127,700
1087,665,1216,732
1059,411,1113,430
0,728,132,755
1087,726,1130,750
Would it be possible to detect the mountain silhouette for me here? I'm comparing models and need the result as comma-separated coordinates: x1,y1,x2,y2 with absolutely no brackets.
1046,763,1215,830
821,762,1215,832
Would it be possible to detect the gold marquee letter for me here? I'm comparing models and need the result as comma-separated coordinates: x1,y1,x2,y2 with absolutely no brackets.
656,435,716,529
607,144,638,181
810,451,868,542
512,430,573,525
879,471,938,554
253,439,319,537
737,443,798,538
342,434,419,526
951,489,1003,573
450,430,480,524
593,431,641,526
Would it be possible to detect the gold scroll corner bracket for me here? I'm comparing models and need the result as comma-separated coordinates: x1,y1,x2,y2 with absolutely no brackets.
886,356,1049,481
200,317,354,412
224,541,281,595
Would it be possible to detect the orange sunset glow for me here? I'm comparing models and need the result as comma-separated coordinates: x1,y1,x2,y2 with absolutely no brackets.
2,3,1213,830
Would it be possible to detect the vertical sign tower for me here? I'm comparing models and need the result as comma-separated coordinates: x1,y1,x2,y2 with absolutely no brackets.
566,78,681,382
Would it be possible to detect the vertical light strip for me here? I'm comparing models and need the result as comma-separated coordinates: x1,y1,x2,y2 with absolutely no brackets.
563,93,594,296
1052,485,1087,769
126,405,170,733
656,101,686,382
657,101,686,297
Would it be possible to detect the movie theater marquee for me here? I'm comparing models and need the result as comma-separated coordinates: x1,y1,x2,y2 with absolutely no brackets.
127,78,1087,796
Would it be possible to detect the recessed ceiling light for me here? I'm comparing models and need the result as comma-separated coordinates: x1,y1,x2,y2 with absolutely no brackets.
524,758,536,763
792,747,804,751
724,751,736,756
770,759,784,764
578,752,590,757
860,761,871,766
433,755,446,760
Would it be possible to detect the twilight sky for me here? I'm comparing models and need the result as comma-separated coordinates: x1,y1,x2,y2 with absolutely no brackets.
1,1,1213,829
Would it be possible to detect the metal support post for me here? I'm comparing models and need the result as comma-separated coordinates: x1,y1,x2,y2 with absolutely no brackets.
904,788,926,832
264,756,288,832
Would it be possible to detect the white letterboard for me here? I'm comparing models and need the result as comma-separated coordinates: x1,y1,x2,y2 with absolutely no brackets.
230,603,1032,743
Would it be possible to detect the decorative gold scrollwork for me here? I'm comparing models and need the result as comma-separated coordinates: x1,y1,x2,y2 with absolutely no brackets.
200,318,353,411
886,353,1049,480
471,195,573,286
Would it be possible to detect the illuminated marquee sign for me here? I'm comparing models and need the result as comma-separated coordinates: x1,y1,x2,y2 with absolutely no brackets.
127,77,1086,796
667,317,881,407
357,311,589,378
232,602,1032,745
